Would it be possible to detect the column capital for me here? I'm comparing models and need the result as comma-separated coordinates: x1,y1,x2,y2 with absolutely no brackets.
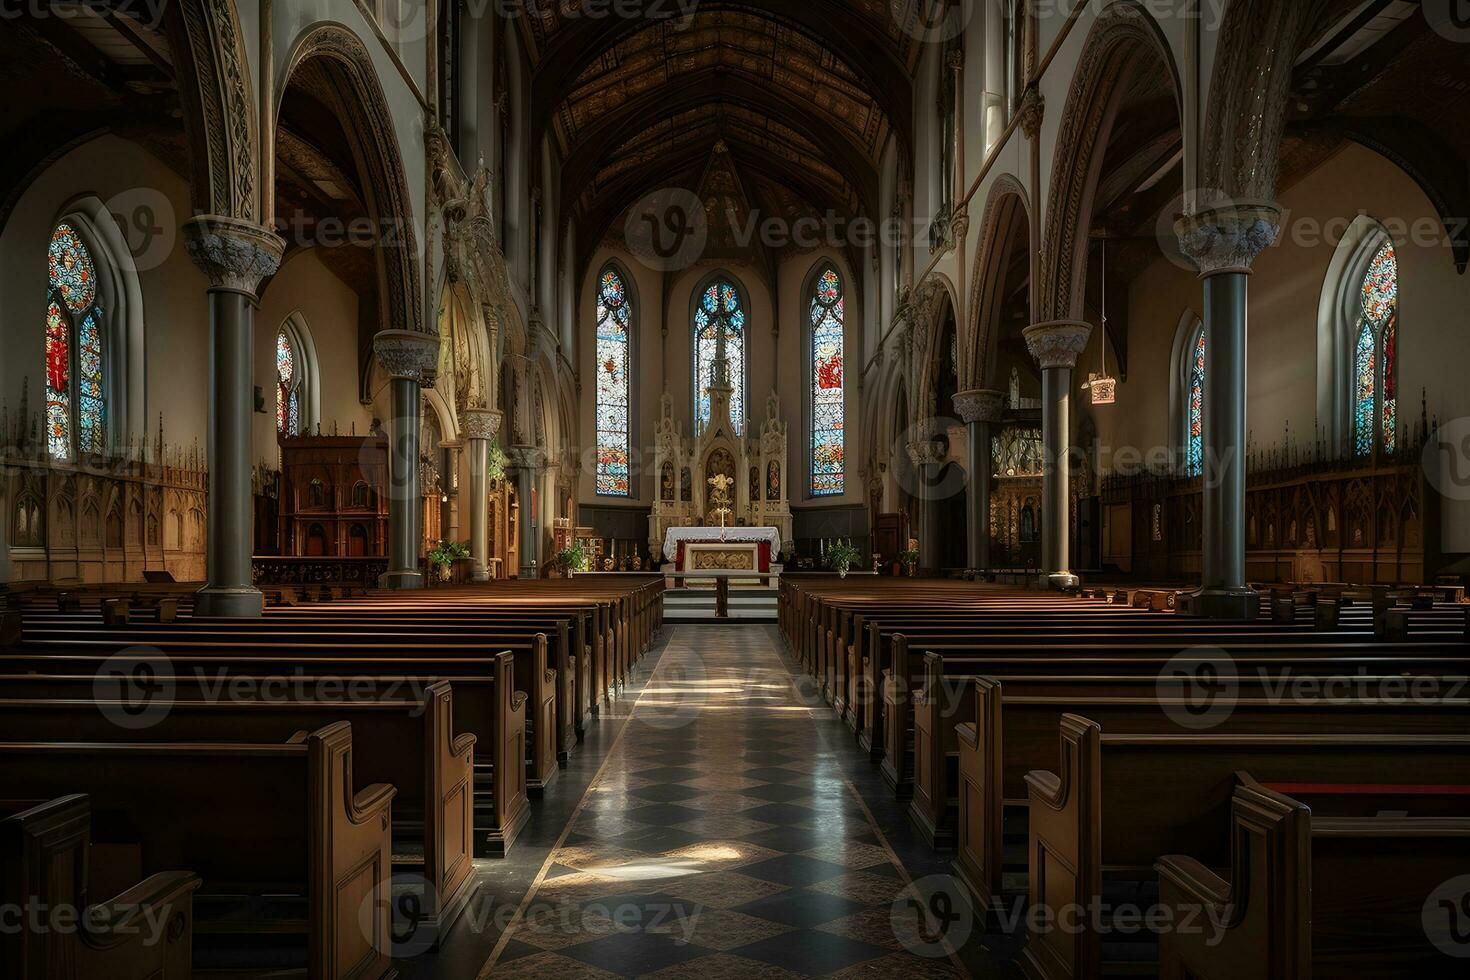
373,330,441,382
182,215,285,295
1018,89,1045,141
953,389,1005,424
461,408,503,442
1174,204,1282,276
1023,320,1092,371
906,439,945,468
509,446,547,470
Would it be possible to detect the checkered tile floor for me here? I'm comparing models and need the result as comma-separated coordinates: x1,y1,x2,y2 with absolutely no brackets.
479,625,966,978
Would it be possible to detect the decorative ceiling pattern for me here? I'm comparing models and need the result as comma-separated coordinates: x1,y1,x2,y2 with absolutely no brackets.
528,1,924,270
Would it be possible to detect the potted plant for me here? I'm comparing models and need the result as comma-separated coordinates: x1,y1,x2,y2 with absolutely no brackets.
900,548,921,577
557,542,590,575
427,540,471,584
827,541,862,579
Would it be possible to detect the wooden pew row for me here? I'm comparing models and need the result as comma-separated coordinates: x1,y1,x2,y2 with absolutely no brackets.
25,614,589,765
0,683,478,934
1157,774,1470,979
1017,718,1470,980
2,794,200,980
941,673,1470,915
0,723,396,980
9,630,562,796
0,649,532,854
873,633,1470,788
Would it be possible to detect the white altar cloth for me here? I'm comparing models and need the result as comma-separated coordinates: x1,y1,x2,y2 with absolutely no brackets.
663,525,781,560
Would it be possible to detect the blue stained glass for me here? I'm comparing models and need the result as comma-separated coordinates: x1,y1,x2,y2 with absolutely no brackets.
596,268,633,496
694,278,746,435
1353,319,1376,457
77,309,105,454
1186,328,1205,477
810,267,845,496
277,332,298,436
1353,240,1398,457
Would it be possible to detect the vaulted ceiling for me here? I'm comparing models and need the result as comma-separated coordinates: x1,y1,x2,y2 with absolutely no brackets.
519,1,929,272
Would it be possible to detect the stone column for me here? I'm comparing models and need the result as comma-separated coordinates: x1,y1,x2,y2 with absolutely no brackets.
182,215,285,618
374,330,441,590
1023,321,1092,590
511,447,545,578
953,389,1006,574
463,409,502,583
906,439,946,573
1175,205,1281,619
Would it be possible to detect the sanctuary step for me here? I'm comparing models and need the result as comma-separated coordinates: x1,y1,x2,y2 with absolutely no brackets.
663,587,777,622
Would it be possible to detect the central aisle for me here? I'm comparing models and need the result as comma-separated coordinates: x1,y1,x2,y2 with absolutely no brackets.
478,625,966,978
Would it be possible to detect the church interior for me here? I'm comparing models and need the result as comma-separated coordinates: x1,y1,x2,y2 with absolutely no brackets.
3,0,1470,977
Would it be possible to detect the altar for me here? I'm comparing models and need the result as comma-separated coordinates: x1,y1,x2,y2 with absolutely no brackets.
663,526,781,586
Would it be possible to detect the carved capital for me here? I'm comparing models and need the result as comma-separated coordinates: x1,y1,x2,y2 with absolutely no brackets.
182,215,284,294
953,389,1005,425
949,207,971,244
1018,89,1045,141
373,330,441,382
1174,204,1282,276
1023,320,1092,371
906,439,945,468
509,446,547,470
461,409,503,442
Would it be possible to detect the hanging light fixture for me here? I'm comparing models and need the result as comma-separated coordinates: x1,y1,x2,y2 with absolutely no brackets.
1082,234,1118,406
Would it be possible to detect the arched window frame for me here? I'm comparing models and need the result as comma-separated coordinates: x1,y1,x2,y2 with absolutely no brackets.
1168,312,1206,477
805,262,847,498
45,221,111,461
691,272,750,437
274,313,319,439
594,263,635,498
1317,219,1398,460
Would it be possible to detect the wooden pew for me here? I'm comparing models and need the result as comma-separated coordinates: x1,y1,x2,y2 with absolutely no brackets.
1,794,200,980
10,630,562,796
1157,773,1470,979
0,650,532,856
0,682,478,933
0,723,396,979
1017,717,1470,980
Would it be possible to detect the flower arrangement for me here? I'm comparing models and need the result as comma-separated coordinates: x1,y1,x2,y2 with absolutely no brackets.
557,542,590,574
827,541,862,577
427,540,471,582
899,548,921,576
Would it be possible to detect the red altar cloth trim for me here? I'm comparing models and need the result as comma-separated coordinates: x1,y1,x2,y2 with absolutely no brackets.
674,541,772,573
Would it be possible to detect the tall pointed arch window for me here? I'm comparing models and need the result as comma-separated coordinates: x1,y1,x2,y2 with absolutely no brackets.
1352,241,1398,457
809,266,846,496
693,277,746,435
46,223,106,459
595,267,633,496
1186,326,1206,477
277,331,302,436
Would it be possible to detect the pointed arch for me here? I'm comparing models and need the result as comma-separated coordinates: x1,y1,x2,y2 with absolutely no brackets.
594,262,635,496
804,261,847,498
1317,217,1399,458
275,312,320,438
1168,311,1206,477
691,271,750,436
965,173,1031,390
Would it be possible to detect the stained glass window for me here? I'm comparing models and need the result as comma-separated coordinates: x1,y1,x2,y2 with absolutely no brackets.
810,266,845,497
595,267,632,496
1353,241,1397,457
1186,327,1205,477
694,278,746,435
276,331,301,437
45,223,104,460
